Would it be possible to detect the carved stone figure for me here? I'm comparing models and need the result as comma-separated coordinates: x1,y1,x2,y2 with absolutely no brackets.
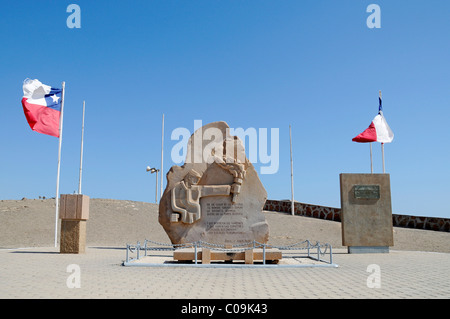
170,169,231,224
158,121,269,245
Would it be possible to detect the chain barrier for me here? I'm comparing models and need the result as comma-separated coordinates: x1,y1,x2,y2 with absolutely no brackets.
126,238,334,265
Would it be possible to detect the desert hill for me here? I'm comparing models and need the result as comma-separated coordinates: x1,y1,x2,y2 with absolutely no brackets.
1,198,449,253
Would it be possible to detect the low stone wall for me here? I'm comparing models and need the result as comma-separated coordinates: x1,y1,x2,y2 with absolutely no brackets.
264,199,342,222
263,199,450,232
392,215,450,232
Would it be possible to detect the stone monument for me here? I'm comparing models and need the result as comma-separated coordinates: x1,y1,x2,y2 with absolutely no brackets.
159,121,270,247
59,194,89,254
340,173,393,253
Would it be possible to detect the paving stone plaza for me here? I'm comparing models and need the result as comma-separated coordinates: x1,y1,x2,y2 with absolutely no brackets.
1,246,449,299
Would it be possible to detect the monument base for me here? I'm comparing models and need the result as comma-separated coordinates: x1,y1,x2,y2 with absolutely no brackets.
60,220,86,254
59,194,89,254
340,174,394,251
173,248,282,264
348,246,389,254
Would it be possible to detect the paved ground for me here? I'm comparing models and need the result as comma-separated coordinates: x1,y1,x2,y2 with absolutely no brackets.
1,246,449,300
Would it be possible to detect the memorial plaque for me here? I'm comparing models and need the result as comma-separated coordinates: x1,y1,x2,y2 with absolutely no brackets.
159,121,269,245
353,185,380,199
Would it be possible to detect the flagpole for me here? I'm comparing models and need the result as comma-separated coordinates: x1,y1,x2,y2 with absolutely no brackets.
160,113,164,200
54,81,65,247
379,90,386,174
370,143,373,173
78,100,85,194
289,124,295,216
379,90,382,111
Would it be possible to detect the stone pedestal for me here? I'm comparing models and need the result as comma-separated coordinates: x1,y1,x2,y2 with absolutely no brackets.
59,194,89,220
60,220,87,254
59,194,89,254
340,174,393,253
173,248,282,264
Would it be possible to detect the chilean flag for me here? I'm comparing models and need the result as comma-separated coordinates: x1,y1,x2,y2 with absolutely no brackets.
352,96,394,144
21,79,62,137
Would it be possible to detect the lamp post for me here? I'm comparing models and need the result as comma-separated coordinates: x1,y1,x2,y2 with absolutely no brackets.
146,166,160,203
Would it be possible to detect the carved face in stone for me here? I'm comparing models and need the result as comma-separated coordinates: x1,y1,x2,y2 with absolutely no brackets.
183,170,201,187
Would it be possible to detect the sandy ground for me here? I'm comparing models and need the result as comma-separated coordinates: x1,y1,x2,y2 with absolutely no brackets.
1,198,449,253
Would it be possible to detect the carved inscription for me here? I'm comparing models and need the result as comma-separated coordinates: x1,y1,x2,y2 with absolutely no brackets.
204,203,248,241
206,203,243,217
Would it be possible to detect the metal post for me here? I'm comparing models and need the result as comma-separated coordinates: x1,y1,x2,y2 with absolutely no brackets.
147,167,160,203
370,143,373,174
380,90,386,174
155,170,158,203
289,124,294,216
78,100,85,194
137,241,140,260
160,114,164,199
307,240,310,258
54,81,65,248
263,244,266,265
144,240,147,257
194,242,198,265
329,245,333,265
317,242,320,262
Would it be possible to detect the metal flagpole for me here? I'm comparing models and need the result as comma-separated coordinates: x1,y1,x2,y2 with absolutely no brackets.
289,124,294,216
370,142,373,173
155,170,159,203
54,81,65,247
379,90,382,111
160,113,164,200
379,90,386,174
78,100,85,194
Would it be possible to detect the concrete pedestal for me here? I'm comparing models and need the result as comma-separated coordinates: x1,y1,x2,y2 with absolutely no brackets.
59,194,89,254
348,246,389,254
340,174,393,253
60,220,86,254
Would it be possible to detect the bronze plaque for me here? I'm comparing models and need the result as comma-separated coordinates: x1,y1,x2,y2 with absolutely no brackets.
354,185,380,199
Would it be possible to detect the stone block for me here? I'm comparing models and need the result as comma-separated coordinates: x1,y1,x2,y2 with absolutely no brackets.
60,220,86,254
173,248,282,263
59,194,89,220
202,248,211,264
245,249,254,264
340,173,393,250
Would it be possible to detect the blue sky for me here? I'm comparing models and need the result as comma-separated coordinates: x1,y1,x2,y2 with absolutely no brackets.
1,1,449,218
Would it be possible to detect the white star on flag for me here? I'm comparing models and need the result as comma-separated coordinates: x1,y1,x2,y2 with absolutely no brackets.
51,94,60,103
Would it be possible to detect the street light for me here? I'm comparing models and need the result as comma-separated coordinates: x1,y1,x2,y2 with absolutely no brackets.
146,166,160,203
